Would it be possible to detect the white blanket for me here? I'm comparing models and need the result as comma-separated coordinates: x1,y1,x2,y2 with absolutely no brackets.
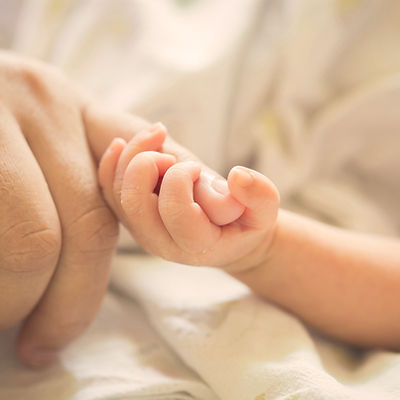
1,0,400,399
111,255,400,400
0,286,218,400
9,0,400,235
3,254,400,399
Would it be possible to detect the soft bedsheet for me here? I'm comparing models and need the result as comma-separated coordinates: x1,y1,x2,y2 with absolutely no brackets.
2,254,400,399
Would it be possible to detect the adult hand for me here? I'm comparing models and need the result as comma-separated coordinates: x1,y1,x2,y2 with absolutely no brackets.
0,51,148,367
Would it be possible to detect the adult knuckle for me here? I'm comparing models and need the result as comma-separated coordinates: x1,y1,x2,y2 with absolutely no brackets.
0,221,61,274
17,64,55,103
0,54,68,106
17,62,75,112
55,318,90,343
67,205,119,255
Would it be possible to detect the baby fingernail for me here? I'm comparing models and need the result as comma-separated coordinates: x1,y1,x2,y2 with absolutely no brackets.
149,122,167,133
211,176,229,195
233,167,253,187
107,137,125,153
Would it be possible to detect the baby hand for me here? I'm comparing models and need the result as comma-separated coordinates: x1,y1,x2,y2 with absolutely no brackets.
193,171,245,226
98,123,245,226
98,124,280,271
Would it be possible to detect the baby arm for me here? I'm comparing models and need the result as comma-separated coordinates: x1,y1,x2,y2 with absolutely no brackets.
233,210,400,349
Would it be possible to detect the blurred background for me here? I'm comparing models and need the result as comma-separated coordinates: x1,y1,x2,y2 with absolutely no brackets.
1,0,400,236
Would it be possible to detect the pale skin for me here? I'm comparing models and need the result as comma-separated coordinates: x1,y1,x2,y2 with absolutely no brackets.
1,51,399,370
0,51,249,368
99,124,400,350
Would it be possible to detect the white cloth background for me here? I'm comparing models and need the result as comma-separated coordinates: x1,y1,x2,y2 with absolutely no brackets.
0,0,399,399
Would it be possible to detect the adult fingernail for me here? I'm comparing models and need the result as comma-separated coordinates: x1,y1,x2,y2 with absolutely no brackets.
211,176,229,195
233,167,253,187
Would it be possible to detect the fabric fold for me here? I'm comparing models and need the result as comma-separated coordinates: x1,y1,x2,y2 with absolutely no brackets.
111,254,400,400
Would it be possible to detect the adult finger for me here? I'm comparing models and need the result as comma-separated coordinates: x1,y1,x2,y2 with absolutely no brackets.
17,104,119,367
82,102,150,162
0,110,60,330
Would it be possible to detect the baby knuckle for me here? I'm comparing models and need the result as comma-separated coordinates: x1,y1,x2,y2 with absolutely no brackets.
159,199,187,222
159,248,179,263
158,246,185,263
120,192,144,218
0,222,61,274
134,152,151,163
66,206,119,255
259,177,280,207
179,239,205,257
269,182,280,205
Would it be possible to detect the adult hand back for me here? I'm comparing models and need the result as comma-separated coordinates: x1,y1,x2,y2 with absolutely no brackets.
0,51,148,367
